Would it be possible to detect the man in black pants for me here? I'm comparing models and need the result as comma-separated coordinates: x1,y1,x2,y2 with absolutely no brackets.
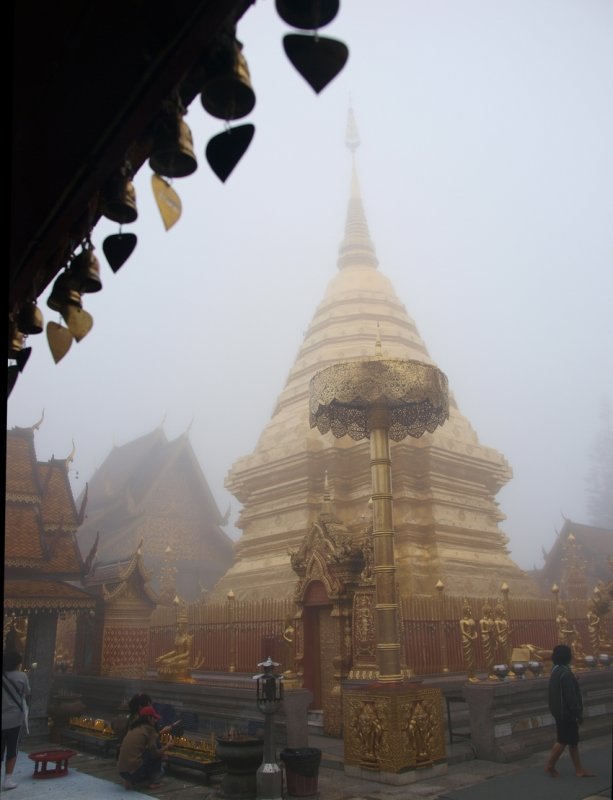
545,644,594,778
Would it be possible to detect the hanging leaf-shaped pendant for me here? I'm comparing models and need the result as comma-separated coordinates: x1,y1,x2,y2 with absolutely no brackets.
206,124,255,183
151,174,182,230
62,306,94,342
103,232,138,273
47,322,73,363
283,34,349,94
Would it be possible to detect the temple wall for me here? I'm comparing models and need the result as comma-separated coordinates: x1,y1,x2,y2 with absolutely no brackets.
463,670,613,761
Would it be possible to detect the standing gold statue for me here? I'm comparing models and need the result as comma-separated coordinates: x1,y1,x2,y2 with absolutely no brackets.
586,587,612,656
479,604,497,680
493,602,513,669
459,599,479,683
282,620,297,679
555,603,585,660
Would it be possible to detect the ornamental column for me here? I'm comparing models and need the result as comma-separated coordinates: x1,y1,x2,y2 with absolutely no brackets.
309,348,450,780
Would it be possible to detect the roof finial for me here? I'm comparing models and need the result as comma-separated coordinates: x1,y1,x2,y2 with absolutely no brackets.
66,438,76,468
31,409,45,431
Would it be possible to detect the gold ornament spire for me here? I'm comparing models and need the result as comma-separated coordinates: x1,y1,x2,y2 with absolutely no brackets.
338,107,378,271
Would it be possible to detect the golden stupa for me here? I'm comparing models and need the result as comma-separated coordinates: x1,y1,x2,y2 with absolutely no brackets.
212,110,537,601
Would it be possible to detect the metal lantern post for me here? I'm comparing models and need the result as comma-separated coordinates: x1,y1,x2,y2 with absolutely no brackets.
253,656,283,800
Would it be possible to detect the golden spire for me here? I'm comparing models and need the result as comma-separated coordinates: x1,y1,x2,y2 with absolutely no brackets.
338,106,378,271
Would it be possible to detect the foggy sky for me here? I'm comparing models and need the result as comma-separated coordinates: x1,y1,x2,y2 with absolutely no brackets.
8,0,613,573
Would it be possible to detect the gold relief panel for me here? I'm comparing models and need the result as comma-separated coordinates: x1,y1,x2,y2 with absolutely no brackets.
353,589,376,658
399,691,446,765
343,685,446,774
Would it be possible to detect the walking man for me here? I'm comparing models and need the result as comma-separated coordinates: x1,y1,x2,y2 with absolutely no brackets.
545,644,594,778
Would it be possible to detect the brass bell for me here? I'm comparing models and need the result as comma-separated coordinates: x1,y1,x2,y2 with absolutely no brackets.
71,246,103,293
17,302,44,335
47,271,82,312
149,112,198,178
102,163,138,224
8,321,24,358
201,38,256,121
275,0,339,30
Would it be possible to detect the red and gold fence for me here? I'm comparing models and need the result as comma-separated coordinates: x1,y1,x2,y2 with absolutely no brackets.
144,593,608,677
148,598,295,673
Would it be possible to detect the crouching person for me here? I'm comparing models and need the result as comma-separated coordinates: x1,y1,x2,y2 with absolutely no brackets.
118,705,173,790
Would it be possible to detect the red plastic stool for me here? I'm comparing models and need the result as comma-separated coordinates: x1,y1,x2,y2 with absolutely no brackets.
28,748,77,778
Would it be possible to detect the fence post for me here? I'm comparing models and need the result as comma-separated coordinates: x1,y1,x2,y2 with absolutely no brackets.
435,580,449,673
227,590,236,673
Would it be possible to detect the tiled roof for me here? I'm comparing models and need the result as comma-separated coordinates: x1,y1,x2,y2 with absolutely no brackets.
37,531,84,574
38,462,79,528
5,429,40,496
81,428,168,512
561,521,613,555
4,579,95,610
5,427,84,577
4,504,45,563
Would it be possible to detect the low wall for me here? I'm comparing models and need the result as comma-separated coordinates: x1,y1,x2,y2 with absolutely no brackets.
463,669,613,761
51,673,312,749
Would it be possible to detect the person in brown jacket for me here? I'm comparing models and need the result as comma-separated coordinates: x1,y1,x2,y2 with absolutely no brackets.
117,705,173,790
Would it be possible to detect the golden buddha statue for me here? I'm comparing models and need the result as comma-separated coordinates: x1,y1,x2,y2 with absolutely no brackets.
156,614,193,678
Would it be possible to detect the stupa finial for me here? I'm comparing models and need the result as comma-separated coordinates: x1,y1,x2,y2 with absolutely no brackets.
346,106,360,153
338,105,378,271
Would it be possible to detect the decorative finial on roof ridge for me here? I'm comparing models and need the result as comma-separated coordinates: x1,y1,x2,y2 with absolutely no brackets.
65,438,76,468
31,409,45,431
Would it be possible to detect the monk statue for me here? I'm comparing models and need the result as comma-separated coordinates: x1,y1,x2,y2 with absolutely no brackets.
555,603,585,661
587,588,613,656
459,599,479,683
282,620,297,678
493,602,513,669
156,616,193,677
479,603,497,680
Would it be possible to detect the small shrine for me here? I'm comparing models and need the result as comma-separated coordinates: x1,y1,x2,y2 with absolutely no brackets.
78,543,158,677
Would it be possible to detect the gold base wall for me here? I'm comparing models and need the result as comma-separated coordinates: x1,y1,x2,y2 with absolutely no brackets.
343,683,446,777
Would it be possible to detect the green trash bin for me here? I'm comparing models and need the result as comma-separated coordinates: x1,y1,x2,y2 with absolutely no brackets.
280,747,321,797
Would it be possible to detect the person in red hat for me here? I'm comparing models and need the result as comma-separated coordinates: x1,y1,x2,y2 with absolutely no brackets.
117,705,173,790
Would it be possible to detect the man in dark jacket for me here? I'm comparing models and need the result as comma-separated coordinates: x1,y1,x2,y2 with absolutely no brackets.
544,644,594,777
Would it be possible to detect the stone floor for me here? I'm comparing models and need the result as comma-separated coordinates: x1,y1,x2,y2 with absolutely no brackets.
5,731,610,800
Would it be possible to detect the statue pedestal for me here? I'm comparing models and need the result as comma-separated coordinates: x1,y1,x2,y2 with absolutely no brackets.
156,666,193,683
343,682,447,785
